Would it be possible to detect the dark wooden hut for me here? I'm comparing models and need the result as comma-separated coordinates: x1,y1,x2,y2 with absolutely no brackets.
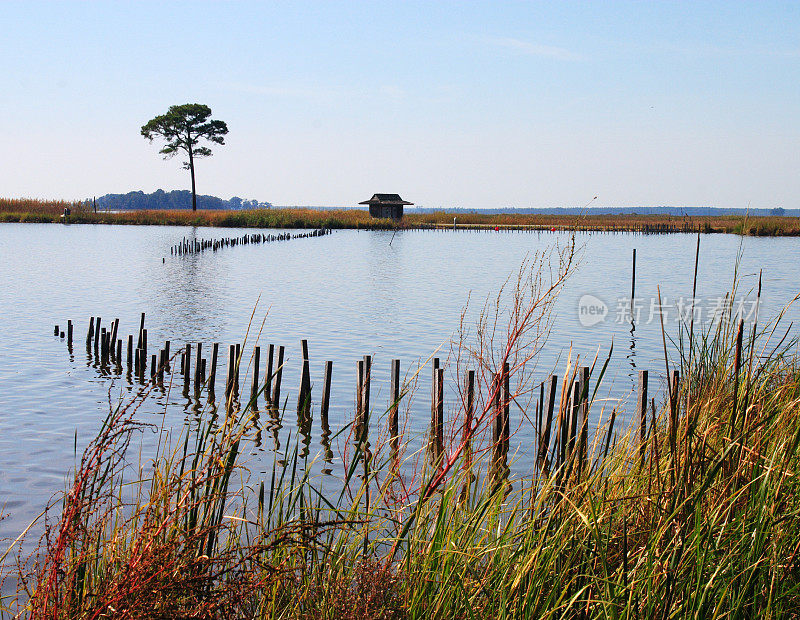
359,193,413,220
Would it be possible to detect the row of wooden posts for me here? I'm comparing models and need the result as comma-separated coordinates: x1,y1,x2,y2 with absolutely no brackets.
170,228,330,257
56,312,668,483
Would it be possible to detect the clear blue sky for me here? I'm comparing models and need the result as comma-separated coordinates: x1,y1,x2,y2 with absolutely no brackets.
2,1,798,209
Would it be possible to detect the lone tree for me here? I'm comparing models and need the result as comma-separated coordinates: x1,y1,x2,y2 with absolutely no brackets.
141,103,229,211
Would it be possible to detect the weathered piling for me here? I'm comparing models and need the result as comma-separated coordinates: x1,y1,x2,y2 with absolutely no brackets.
272,346,284,406
297,359,311,418
251,346,261,402
578,366,590,475
321,360,333,424
538,375,558,473
94,317,101,355
137,313,145,350
491,372,505,482
264,344,274,404
110,319,119,357
194,342,203,397
462,369,475,471
389,359,400,456
141,329,148,374
184,343,191,393
362,355,372,447
127,334,133,370
208,343,219,397
234,344,241,396
631,248,637,313
226,345,235,399
86,317,94,348
637,370,648,466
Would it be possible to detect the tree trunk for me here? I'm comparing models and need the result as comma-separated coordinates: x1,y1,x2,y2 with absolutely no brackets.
187,129,197,211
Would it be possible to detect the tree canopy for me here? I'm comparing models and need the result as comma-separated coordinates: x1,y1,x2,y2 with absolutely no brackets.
141,104,228,211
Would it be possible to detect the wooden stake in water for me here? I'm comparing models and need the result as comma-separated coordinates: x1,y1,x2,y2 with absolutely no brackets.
208,342,219,398
194,342,203,397
272,346,284,406
183,343,191,393
579,366,590,476
86,317,94,348
226,344,235,399
252,346,261,401
264,344,274,404
637,370,648,466
94,317,101,355
389,359,400,458
321,360,333,424
538,375,558,473
630,248,637,316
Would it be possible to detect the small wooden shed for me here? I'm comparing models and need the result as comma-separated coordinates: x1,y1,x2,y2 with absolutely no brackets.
359,193,413,220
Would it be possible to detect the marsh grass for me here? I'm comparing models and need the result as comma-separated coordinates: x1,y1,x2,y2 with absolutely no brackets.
3,250,800,618
2,197,799,235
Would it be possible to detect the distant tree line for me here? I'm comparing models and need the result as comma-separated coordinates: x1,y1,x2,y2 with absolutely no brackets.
95,189,272,211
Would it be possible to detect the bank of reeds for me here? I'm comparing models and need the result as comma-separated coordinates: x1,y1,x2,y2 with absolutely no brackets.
3,251,800,618
2,197,799,235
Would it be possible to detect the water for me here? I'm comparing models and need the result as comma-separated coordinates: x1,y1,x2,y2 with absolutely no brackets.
1,223,798,541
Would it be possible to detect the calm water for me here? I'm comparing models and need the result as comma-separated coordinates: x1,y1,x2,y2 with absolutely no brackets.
1,223,799,540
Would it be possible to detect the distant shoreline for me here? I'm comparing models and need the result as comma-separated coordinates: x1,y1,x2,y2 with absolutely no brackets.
1,202,798,236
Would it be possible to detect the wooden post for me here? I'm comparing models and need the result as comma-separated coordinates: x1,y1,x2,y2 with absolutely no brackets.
579,366,590,474
184,343,191,393
234,344,241,397
272,346,284,406
630,249,637,315
491,373,503,481
503,362,510,469
194,342,203,397
141,329,147,371
251,346,261,401
137,312,145,350
158,349,165,384
67,320,73,345
730,319,744,434
208,343,219,397
537,375,558,472
116,339,122,369
110,319,119,356
357,359,364,440
226,344,235,399
637,370,648,466
463,369,475,472
436,367,444,464
264,344,274,403
389,359,400,456
150,354,157,379
297,359,311,418
669,369,680,463
321,360,333,424
127,334,133,370
86,316,94,348
94,317,101,355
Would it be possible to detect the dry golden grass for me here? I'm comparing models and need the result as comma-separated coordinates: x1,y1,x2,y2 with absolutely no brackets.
2,197,799,235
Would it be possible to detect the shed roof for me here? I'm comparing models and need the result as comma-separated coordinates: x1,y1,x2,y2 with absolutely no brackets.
358,193,414,206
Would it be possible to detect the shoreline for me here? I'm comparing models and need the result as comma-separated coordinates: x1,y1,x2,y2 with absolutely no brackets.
1,204,799,236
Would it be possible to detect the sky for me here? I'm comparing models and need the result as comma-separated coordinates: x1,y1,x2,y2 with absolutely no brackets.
1,1,798,209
